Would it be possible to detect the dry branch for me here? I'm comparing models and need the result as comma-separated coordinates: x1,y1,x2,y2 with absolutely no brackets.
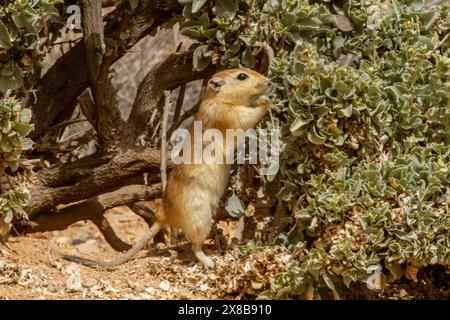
91,216,132,252
26,148,167,217
30,0,183,141
81,0,104,83
167,101,200,139
161,90,171,192
128,201,157,226
22,184,161,251
77,90,97,129
173,83,186,122
81,0,127,144
125,51,216,144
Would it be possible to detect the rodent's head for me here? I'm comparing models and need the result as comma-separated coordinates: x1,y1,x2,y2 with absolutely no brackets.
199,68,273,130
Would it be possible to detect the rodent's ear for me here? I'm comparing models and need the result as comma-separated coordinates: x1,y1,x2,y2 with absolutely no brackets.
208,78,225,92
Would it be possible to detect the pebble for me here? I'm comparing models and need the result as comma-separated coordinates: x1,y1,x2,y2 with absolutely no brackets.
83,277,97,288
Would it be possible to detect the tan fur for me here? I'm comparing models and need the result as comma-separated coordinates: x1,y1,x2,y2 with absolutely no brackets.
64,68,271,269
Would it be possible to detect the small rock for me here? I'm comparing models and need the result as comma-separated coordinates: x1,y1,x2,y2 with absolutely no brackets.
144,287,157,295
65,265,82,292
198,283,209,292
251,282,263,290
83,277,97,288
126,279,138,290
155,242,167,250
159,280,170,292
187,265,198,273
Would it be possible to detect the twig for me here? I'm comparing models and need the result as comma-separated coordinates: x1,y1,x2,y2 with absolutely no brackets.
427,31,450,58
91,216,132,252
48,118,88,132
161,90,171,193
49,39,82,47
167,101,200,139
77,90,97,131
167,78,206,138
22,184,162,240
173,83,186,123
166,79,207,139
162,90,179,245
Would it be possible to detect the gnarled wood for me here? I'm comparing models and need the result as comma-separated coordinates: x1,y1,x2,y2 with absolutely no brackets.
22,184,161,251
30,0,183,141
26,148,169,217
125,51,216,145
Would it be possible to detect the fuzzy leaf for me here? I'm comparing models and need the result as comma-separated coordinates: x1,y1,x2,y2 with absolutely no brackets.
225,193,245,218
192,0,208,13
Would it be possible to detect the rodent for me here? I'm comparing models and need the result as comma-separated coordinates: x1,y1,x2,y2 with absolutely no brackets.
63,68,272,269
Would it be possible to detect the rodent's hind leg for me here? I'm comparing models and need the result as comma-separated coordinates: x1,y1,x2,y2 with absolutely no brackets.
192,242,214,269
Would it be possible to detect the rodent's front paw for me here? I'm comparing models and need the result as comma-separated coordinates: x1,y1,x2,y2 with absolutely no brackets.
257,95,270,105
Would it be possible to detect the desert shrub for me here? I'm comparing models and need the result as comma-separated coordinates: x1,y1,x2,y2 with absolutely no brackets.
0,0,62,232
0,0,63,94
178,0,450,298
0,96,32,230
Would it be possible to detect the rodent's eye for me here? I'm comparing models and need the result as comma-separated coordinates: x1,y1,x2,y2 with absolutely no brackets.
237,73,248,81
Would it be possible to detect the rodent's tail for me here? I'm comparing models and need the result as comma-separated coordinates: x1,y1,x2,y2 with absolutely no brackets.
63,221,163,269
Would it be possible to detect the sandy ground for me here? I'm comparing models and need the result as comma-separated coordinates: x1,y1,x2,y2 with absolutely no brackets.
0,205,290,300
1,204,448,300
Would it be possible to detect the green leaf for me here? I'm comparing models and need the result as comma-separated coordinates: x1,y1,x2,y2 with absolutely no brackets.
417,36,433,50
21,137,33,150
225,193,245,218
0,64,24,93
298,18,326,31
180,26,202,39
215,0,238,17
0,136,13,152
0,22,12,50
216,29,226,45
239,35,257,47
130,0,139,10
410,0,424,10
385,86,403,103
335,15,353,32
323,274,341,300
12,122,32,137
338,105,352,118
1,119,11,134
307,126,326,145
290,113,314,132
193,45,210,71
9,132,21,147
242,46,255,68
421,10,439,29
12,13,27,29
19,109,32,123
192,0,208,13
295,209,311,221
41,3,60,16
198,12,210,27
9,160,19,172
